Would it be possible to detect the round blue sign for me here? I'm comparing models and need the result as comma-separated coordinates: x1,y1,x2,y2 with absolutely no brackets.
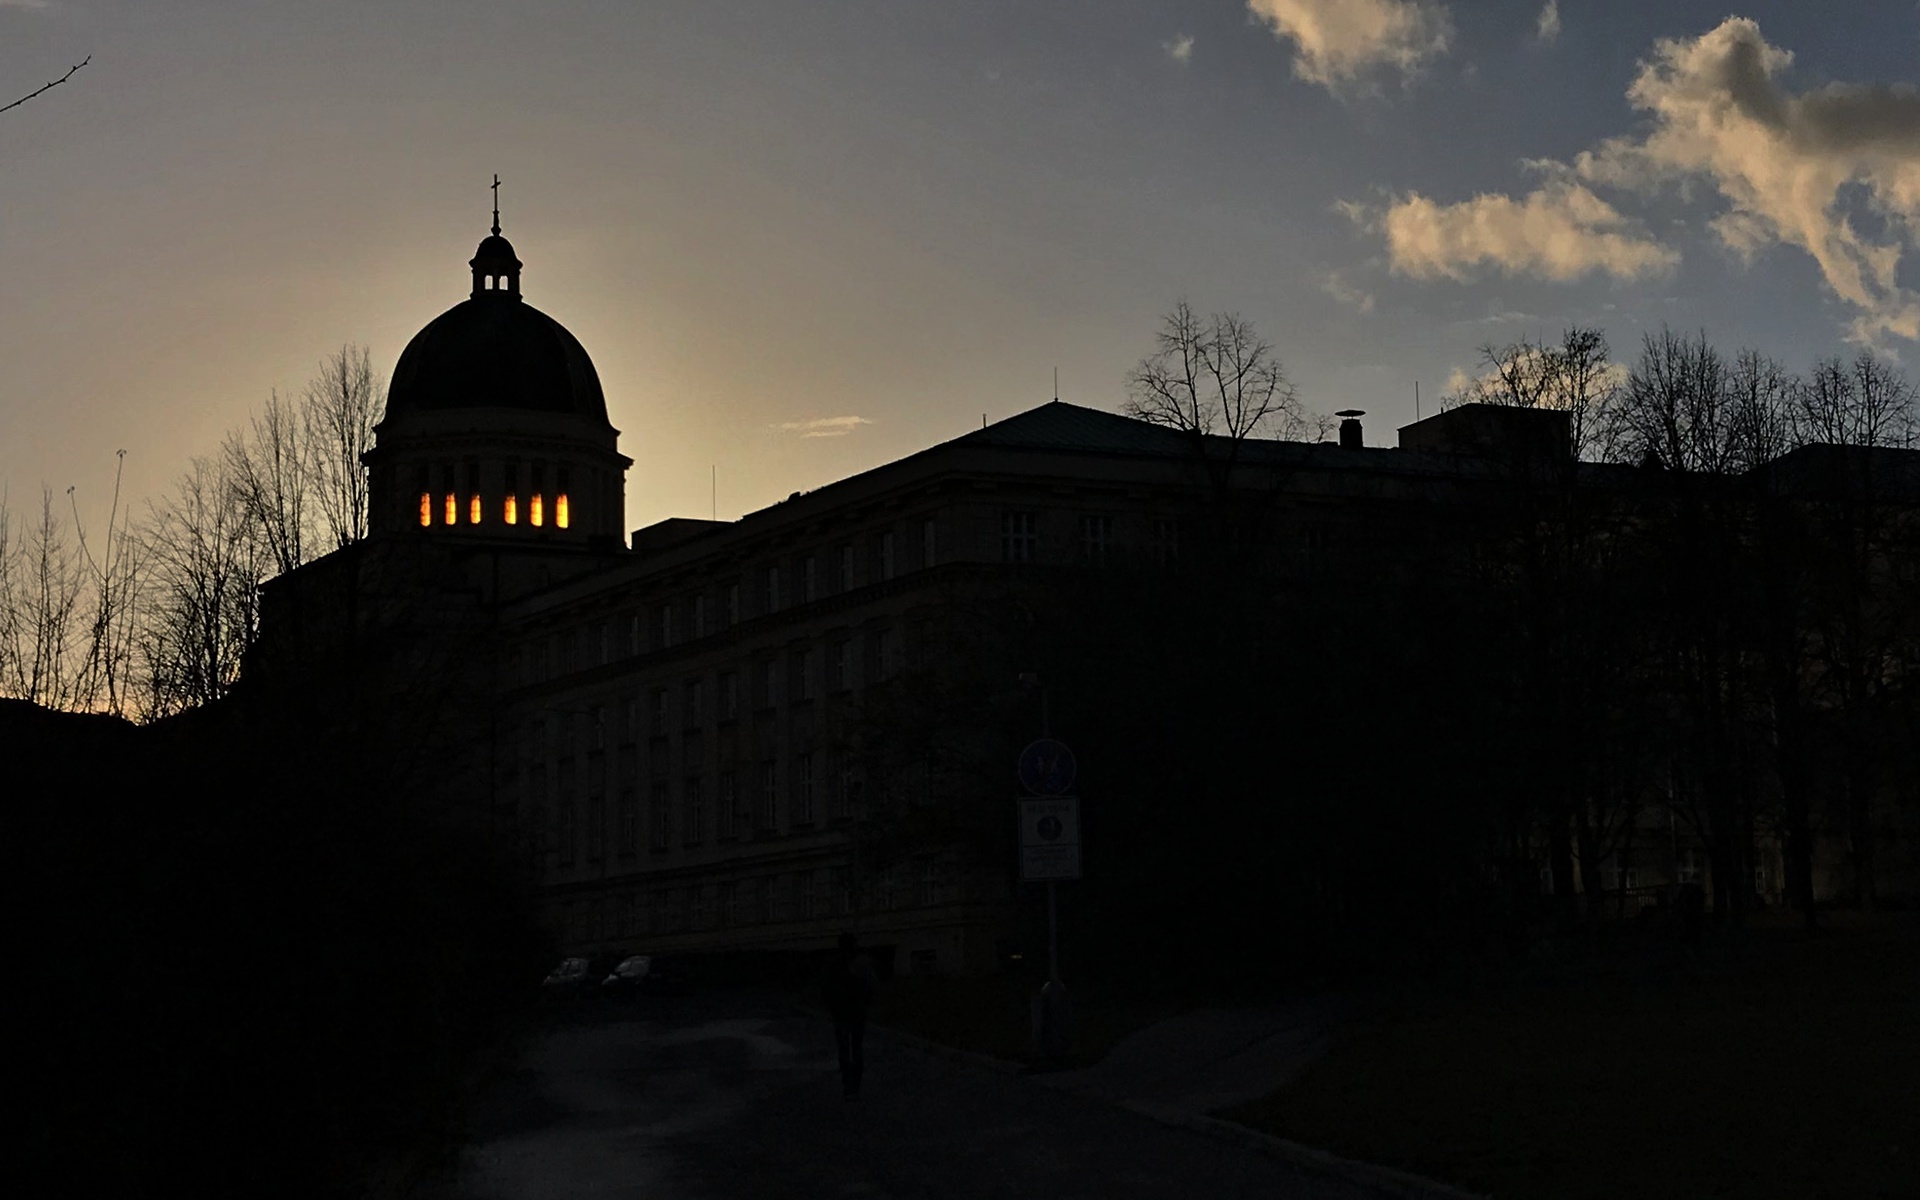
1018,738,1076,796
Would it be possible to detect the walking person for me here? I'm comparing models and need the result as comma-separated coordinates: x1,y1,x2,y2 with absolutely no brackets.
820,932,879,1099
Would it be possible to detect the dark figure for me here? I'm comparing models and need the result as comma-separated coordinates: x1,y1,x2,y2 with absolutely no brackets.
820,932,879,1099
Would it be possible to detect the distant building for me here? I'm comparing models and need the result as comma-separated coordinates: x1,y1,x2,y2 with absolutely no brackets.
257,222,1920,970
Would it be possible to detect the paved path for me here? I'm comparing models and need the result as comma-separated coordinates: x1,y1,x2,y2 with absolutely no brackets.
424,990,1385,1200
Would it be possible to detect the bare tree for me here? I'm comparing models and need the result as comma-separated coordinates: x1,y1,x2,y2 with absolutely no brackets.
305,345,386,551
225,390,311,577
1445,326,1620,460
1794,352,1918,450
139,457,268,717
66,453,147,716
1126,301,1325,456
0,487,87,708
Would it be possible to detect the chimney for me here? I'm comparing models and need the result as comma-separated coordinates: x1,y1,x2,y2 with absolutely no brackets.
1336,409,1365,450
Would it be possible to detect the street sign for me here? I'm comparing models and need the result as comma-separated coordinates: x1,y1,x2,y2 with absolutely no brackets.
1019,796,1081,881
1018,738,1077,796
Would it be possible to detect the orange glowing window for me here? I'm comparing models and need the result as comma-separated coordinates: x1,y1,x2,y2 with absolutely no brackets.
530,494,545,527
555,494,570,529
418,493,432,527
469,495,483,524
504,494,518,525
444,494,457,525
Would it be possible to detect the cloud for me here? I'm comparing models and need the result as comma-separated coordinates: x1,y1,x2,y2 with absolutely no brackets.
1163,32,1195,65
1569,17,1920,343
1374,181,1678,282
770,416,873,439
1246,0,1452,90
1534,1,1560,45
1321,270,1376,313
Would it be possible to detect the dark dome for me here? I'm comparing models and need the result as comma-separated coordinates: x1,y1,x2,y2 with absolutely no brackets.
386,297,609,422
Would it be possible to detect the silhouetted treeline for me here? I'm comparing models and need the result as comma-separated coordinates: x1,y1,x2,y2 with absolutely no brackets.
12,676,549,1198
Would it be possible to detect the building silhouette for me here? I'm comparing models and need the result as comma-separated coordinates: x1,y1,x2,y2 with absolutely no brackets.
253,222,1920,974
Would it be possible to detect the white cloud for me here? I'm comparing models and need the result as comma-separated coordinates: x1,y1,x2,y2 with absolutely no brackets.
770,416,873,439
1163,32,1195,65
1574,17,1920,343
1374,181,1678,282
1534,0,1560,45
1246,0,1452,91
1321,270,1376,313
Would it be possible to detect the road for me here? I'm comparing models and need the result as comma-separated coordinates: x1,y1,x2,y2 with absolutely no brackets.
423,988,1387,1200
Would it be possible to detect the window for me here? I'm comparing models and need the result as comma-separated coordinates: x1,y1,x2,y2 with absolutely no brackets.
877,531,895,580
683,678,704,729
589,705,605,750
621,697,639,744
504,465,519,525
683,777,703,845
648,783,671,850
792,649,813,702
692,594,707,638
555,468,571,529
558,630,576,675
418,492,432,527
618,788,637,855
557,801,576,868
594,623,609,665
921,519,936,568
444,491,458,526
587,795,605,862
911,948,937,975
803,555,818,602
657,605,673,650
718,880,737,928
764,565,781,613
873,627,895,680
1150,517,1181,566
627,612,641,656
794,752,814,824
831,867,852,914
725,581,740,626
915,857,937,906
759,761,778,829
649,688,667,737
1001,511,1036,562
839,544,855,591
1080,515,1113,564
719,672,739,720
1677,849,1705,885
718,771,738,838
759,659,778,708
831,640,852,691
831,758,855,820
531,463,546,527
797,870,818,919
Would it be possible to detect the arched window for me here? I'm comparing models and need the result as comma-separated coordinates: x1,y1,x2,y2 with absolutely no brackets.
418,493,432,527
556,467,571,529
530,494,545,527
503,463,519,524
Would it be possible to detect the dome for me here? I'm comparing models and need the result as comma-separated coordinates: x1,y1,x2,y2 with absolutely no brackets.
385,294,610,424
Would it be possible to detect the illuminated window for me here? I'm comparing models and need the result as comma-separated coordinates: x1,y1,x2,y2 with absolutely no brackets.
444,493,457,525
467,464,482,524
418,493,432,527
530,494,544,526
556,494,570,529
469,495,483,524
504,494,518,524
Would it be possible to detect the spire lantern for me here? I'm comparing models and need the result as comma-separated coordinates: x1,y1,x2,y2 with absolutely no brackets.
470,174,522,299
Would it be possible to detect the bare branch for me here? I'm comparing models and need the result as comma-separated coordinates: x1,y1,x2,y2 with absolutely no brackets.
1,55,91,118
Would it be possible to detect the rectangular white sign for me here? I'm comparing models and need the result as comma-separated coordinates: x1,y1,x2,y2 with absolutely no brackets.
1019,796,1081,882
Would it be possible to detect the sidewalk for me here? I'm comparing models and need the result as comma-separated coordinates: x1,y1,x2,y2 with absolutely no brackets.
867,990,1485,1200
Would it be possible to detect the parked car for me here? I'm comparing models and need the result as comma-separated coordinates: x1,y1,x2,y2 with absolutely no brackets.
541,956,608,1001
598,955,655,999
598,952,693,997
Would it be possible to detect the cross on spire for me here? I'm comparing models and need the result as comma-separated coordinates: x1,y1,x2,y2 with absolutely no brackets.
491,174,501,236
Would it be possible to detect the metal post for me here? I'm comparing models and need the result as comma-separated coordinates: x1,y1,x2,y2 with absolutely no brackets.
1047,880,1059,982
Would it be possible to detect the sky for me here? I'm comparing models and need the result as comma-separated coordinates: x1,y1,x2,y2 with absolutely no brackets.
5,1,1920,536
